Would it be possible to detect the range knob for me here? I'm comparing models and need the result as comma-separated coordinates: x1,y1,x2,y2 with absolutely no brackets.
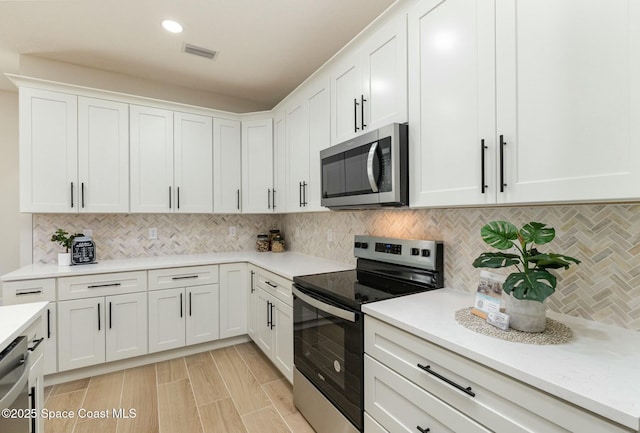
361,242,369,249
354,242,362,248
411,248,420,256
421,249,431,257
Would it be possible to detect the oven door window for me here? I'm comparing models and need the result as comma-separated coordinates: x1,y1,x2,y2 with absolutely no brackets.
294,293,363,429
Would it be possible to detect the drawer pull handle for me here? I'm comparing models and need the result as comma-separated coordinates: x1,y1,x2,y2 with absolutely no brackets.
417,363,475,397
417,427,430,433
88,283,122,289
171,275,199,280
28,338,44,352
265,281,277,288
16,289,43,296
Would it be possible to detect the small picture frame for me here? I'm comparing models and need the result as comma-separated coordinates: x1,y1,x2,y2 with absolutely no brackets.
471,270,505,319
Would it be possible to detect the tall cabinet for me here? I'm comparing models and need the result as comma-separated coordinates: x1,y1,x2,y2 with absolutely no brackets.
213,118,242,213
241,119,275,213
409,0,640,207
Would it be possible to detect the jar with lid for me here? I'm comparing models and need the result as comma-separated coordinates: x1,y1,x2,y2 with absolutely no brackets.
271,233,285,253
268,229,280,245
256,234,270,252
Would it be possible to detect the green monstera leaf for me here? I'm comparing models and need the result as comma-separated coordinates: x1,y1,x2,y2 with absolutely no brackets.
480,221,518,250
503,270,557,302
529,253,581,270
472,252,520,269
519,222,555,245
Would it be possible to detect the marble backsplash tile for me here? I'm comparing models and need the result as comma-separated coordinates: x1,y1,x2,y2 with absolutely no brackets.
282,204,640,331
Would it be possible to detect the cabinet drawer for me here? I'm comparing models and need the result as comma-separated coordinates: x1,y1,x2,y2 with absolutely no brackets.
365,413,389,433
2,278,55,304
255,268,292,306
365,316,630,433
58,271,147,300
148,265,218,290
365,355,490,433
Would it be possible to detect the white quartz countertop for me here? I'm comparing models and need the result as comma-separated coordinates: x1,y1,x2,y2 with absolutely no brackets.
0,302,48,351
1,251,354,282
362,288,640,431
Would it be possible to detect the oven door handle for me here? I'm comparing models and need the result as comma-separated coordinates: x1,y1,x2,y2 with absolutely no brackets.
0,355,29,410
366,141,379,193
293,287,356,322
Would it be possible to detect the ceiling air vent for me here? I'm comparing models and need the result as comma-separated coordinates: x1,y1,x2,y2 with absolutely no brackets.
183,44,217,60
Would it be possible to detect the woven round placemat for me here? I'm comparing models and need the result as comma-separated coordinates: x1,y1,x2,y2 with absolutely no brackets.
455,307,573,345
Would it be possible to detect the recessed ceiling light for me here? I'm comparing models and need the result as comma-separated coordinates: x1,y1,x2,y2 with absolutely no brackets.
162,19,183,34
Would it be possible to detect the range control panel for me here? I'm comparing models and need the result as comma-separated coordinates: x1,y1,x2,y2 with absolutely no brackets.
354,235,443,271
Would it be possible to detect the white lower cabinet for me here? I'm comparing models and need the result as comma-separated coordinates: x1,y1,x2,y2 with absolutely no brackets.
219,263,248,339
247,265,259,340
148,284,219,353
58,292,147,371
248,266,293,382
28,352,44,433
364,316,631,433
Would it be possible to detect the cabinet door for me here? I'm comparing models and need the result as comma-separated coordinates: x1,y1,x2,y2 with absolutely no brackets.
331,53,362,145
148,288,185,353
241,119,274,213
186,284,220,345
286,99,309,211
43,304,57,375
273,111,288,212
174,112,213,213
219,263,248,339
247,266,259,341
19,88,78,213
58,298,105,371
255,288,274,357
362,14,408,132
130,105,174,212
306,79,331,211
28,352,44,433
213,118,242,213
106,292,148,362
496,0,640,203
409,0,496,207
78,97,129,213
272,298,293,382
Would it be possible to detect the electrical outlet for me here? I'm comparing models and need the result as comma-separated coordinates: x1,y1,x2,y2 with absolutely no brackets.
229,226,236,237
149,228,158,240
83,229,93,237
327,229,333,242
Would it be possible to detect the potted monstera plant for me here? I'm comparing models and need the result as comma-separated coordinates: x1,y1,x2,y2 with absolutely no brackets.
472,221,580,332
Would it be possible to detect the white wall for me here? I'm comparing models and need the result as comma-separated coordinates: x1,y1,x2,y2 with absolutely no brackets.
0,90,32,298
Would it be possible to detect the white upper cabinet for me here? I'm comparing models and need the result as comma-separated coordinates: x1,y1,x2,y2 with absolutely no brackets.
174,112,213,213
410,0,640,207
273,110,288,212
286,76,331,212
78,97,129,213
409,0,496,207
331,14,407,145
241,119,274,213
495,0,640,204
130,105,174,213
213,118,242,213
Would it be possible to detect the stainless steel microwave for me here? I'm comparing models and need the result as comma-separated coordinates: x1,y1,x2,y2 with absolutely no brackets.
320,123,408,209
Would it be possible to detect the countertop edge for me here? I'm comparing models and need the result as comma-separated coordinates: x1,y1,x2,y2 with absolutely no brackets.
0,301,48,351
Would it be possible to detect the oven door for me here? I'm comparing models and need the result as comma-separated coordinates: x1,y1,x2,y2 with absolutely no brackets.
0,337,30,433
293,284,363,430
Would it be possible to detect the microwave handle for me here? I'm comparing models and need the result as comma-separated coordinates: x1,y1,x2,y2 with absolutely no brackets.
293,286,356,322
366,142,379,193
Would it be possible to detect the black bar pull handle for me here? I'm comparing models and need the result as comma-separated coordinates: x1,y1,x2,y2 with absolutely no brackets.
81,182,85,208
361,94,367,130
272,189,276,210
500,134,506,192
417,363,475,397
266,301,272,327
98,302,101,331
189,291,192,317
70,182,74,208
88,283,121,289
354,98,360,133
30,386,36,432
171,275,198,281
268,188,272,209
299,182,303,207
28,338,44,352
265,281,277,288
109,302,112,329
47,308,51,338
481,139,488,194
180,293,183,318
169,186,172,209
302,182,307,206
177,186,180,209
250,270,255,293
270,303,275,329
417,427,430,433
237,189,241,210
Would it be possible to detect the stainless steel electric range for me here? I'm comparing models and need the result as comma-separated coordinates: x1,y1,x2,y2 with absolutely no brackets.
292,235,444,433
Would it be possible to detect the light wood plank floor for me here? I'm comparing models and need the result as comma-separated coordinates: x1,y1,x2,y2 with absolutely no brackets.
43,342,315,433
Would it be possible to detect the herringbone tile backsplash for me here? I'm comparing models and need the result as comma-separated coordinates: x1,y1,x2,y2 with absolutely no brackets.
34,203,640,330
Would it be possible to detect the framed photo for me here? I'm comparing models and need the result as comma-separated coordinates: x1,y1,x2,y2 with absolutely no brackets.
471,270,506,319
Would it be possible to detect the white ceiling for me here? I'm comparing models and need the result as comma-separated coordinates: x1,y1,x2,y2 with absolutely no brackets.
0,0,396,112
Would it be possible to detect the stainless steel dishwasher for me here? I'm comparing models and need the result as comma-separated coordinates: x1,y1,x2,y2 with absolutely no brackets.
0,336,31,433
